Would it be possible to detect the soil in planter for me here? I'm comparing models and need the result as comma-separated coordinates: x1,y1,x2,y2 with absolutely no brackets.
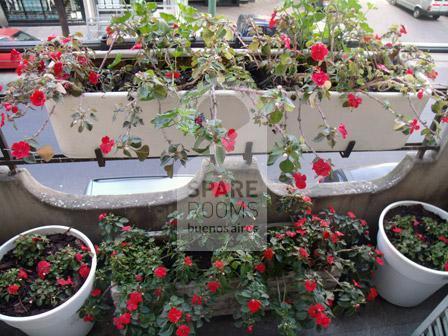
0,233,92,317
384,204,448,271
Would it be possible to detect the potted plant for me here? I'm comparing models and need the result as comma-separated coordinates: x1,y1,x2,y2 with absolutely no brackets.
79,198,383,336
0,226,97,336
1,0,446,183
375,201,448,307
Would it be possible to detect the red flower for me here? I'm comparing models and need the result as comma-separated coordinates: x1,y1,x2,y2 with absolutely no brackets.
131,42,142,50
127,291,143,311
312,158,332,177
176,324,190,336
88,71,100,85
11,141,30,159
192,293,202,305
49,51,62,61
7,284,20,295
299,247,309,259
444,262,448,272
207,281,221,293
98,213,107,221
263,248,274,261
167,307,183,323
213,260,225,270
376,256,384,266
353,279,361,288
269,11,277,29
406,68,414,75
347,93,362,108
53,62,63,77
10,49,21,61
327,255,334,265
399,24,407,35
154,287,163,297
305,280,317,292
121,225,131,232
222,128,238,152
311,70,330,87
75,253,84,263
417,89,424,100
293,172,307,189
338,123,348,139
308,303,325,318
247,299,262,314
367,287,378,301
105,26,113,35
37,260,51,279
409,119,420,134
255,263,266,273
391,226,401,234
83,314,94,322
184,256,193,267
347,211,356,219
316,313,331,328
91,288,102,297
113,312,131,330
154,266,168,279
135,274,144,282
47,34,57,41
280,33,291,49
442,117,448,124
99,136,114,155
165,71,181,79
79,264,90,279
310,43,328,62
18,269,28,279
246,325,254,333
57,277,74,286
30,90,46,106
209,181,231,197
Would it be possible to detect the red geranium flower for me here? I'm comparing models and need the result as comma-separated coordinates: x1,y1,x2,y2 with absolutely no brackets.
121,225,131,232
338,123,348,139
246,325,254,333
83,314,94,322
167,307,183,323
312,158,332,177
88,71,100,85
347,211,356,219
316,313,331,328
37,260,51,279
127,291,143,311
53,62,63,77
308,303,325,318
30,89,46,106
293,172,307,189
57,277,74,286
367,287,378,301
311,70,330,87
399,24,407,35
310,43,328,62
409,119,420,134
299,247,309,258
79,264,90,278
305,279,317,292
184,256,193,267
347,93,362,108
192,293,202,305
10,49,21,61
327,255,334,265
131,43,142,50
207,281,221,293
263,248,274,261
113,312,131,330
255,263,266,273
91,288,102,297
18,269,28,279
247,299,262,314
176,324,190,336
213,260,225,270
406,68,414,75
7,284,20,295
75,253,83,263
222,128,238,152
105,26,113,36
269,11,277,29
376,256,384,266
165,71,181,79
280,33,291,49
99,136,115,155
154,266,168,279
417,89,424,100
209,181,231,197
444,261,448,272
98,213,107,221
11,141,30,159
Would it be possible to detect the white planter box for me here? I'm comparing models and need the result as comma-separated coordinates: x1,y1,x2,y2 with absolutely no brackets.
375,201,448,307
46,90,429,158
0,226,97,336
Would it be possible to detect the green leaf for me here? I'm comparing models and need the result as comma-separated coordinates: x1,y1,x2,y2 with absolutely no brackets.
279,159,294,173
215,145,225,165
136,145,150,161
107,53,122,69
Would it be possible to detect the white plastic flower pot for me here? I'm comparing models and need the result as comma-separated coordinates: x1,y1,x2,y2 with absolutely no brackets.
0,226,97,336
375,201,448,307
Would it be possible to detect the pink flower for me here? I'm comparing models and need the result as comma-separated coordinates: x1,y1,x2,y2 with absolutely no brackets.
347,211,356,219
99,136,114,154
11,141,30,159
222,128,238,152
98,213,107,221
121,225,131,232
310,43,329,62
312,158,332,177
376,64,389,72
409,119,420,134
280,33,291,49
131,43,142,50
347,93,362,108
37,260,51,279
293,172,307,189
305,279,317,292
417,89,424,100
154,266,168,278
338,123,348,139
311,70,330,87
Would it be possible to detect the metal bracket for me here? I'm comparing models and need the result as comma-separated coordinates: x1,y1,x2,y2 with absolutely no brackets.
94,148,106,167
339,141,356,158
243,142,253,165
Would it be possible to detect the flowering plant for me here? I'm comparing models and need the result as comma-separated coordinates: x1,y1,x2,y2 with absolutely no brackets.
1,0,446,188
0,232,93,316
384,204,448,272
80,199,383,335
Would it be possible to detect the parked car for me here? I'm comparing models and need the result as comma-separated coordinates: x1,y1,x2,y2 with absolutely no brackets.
0,28,39,70
388,0,448,19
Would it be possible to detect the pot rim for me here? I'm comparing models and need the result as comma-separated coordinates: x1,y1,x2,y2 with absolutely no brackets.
0,225,97,322
379,200,448,277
